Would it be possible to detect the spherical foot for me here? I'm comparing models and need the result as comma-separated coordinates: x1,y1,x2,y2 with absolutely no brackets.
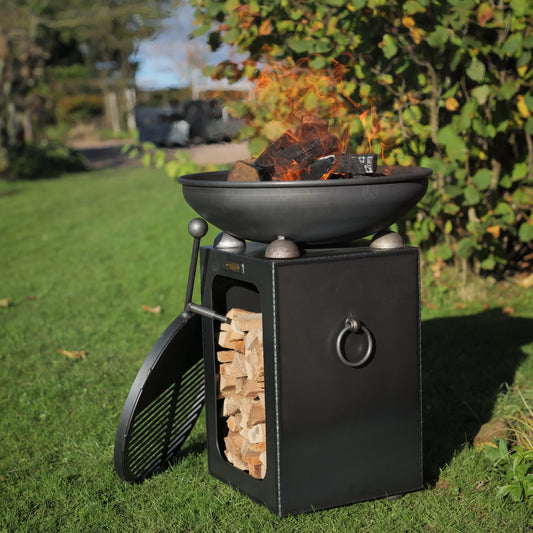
265,236,300,259
370,229,404,249
213,232,246,252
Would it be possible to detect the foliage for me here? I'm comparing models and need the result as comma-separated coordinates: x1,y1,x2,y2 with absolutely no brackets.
124,141,223,178
4,142,86,179
0,0,174,171
191,0,533,275
55,94,105,124
484,439,533,502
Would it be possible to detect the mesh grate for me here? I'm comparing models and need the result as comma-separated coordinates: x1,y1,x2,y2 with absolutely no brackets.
124,359,205,480
114,314,204,483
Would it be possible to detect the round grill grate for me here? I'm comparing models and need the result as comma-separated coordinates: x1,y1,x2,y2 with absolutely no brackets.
114,313,204,482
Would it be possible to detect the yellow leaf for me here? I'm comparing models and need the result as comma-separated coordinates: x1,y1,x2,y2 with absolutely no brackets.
0,298,10,308
142,304,162,314
410,27,422,45
517,95,531,118
58,348,87,360
258,19,271,36
402,16,415,28
517,65,528,77
445,97,460,111
487,225,501,239
477,3,494,27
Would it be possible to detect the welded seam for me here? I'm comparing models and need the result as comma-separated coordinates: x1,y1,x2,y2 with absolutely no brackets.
417,249,424,486
272,262,282,514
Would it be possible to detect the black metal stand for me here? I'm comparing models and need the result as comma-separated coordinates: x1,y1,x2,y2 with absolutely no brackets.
200,243,423,516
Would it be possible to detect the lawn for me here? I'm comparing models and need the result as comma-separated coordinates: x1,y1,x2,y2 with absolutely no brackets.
1,167,532,532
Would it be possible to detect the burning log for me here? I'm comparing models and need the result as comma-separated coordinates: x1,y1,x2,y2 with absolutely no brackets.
217,308,266,479
254,130,296,170
271,130,341,177
301,153,378,180
227,114,377,182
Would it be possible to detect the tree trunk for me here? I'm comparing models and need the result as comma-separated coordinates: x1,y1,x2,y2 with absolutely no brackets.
105,90,121,133
124,87,136,132
24,109,33,143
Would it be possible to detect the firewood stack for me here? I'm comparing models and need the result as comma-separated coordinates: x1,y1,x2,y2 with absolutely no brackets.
217,308,266,479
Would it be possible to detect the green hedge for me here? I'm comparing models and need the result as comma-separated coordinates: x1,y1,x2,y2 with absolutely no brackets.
192,0,533,275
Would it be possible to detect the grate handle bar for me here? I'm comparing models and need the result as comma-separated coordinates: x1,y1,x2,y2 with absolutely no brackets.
182,218,230,324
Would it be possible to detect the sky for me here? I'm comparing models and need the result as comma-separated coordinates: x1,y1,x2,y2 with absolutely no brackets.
134,3,248,91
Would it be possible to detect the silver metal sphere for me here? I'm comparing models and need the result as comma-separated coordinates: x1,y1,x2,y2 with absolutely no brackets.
370,229,404,249
188,218,208,239
213,232,246,251
265,236,300,259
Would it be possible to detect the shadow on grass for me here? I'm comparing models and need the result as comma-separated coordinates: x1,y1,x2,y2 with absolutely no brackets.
171,433,207,463
422,308,533,482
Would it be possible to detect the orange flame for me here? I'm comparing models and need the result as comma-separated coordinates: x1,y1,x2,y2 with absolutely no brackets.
247,58,383,180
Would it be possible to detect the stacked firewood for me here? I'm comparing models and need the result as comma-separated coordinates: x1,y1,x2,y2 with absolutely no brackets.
217,308,266,479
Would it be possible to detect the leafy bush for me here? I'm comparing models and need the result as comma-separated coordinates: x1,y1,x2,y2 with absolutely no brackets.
123,142,219,178
192,0,533,275
5,142,86,179
56,94,104,124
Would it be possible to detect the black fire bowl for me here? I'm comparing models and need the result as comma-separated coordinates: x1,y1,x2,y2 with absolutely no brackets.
178,165,432,246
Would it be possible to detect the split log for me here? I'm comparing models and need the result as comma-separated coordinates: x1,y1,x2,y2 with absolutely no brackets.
217,349,236,363
227,160,262,182
217,308,267,479
241,423,266,444
301,153,378,180
254,130,296,169
218,330,245,352
222,396,240,417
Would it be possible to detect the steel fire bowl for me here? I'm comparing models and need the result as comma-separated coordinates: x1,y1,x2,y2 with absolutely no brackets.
178,165,432,245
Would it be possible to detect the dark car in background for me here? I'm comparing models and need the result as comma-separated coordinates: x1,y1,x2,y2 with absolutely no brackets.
135,99,244,146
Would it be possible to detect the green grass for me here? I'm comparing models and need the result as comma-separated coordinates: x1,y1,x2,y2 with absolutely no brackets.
1,168,533,532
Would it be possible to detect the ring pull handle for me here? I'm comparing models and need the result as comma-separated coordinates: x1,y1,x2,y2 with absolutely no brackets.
335,317,374,368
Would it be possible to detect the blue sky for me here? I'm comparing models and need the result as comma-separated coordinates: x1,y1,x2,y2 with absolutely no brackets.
134,3,243,90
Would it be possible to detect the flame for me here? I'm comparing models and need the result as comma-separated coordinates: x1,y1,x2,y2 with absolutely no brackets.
247,58,383,180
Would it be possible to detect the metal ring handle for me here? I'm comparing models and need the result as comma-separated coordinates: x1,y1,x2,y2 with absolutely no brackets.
335,318,374,368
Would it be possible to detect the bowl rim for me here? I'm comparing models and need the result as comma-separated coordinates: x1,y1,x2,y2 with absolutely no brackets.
178,165,432,189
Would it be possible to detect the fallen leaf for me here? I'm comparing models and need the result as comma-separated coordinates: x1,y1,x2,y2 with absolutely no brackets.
503,307,515,315
454,302,466,309
0,298,10,308
515,273,533,289
25,295,36,300
58,348,87,360
142,304,162,314
476,481,485,490
436,479,451,491
423,300,437,309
